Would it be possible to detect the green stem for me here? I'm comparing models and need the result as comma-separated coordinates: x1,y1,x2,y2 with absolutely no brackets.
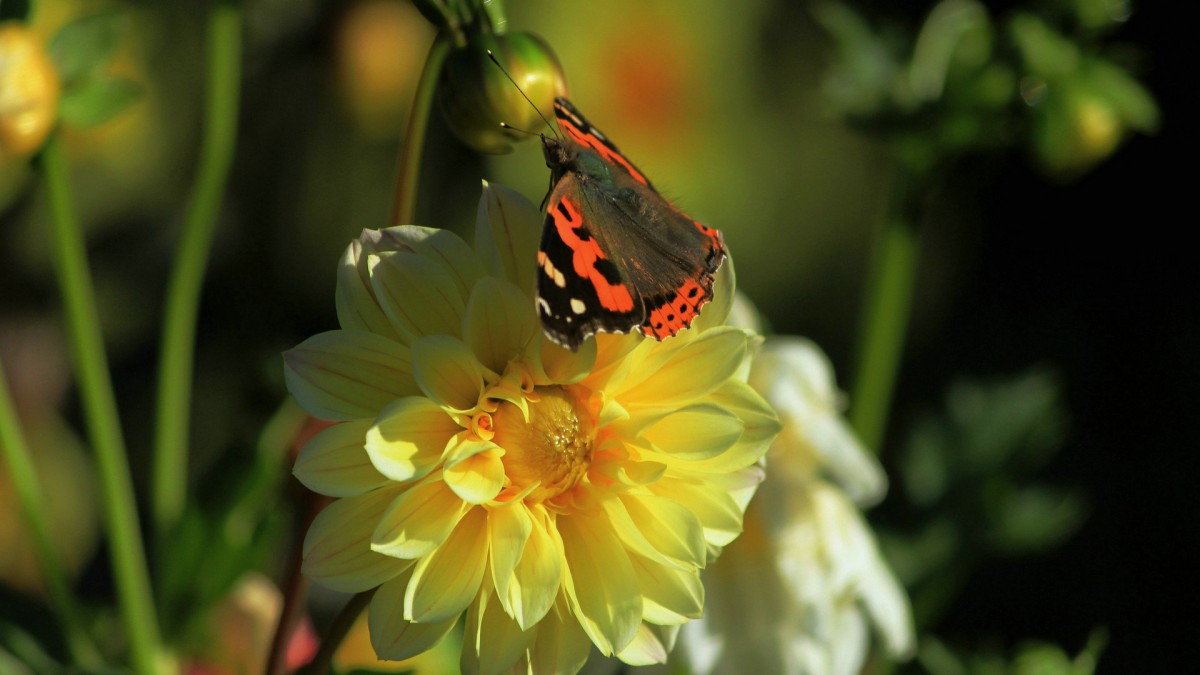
298,589,376,675
849,172,922,452
42,137,163,673
151,2,242,539
390,34,452,228
0,361,101,668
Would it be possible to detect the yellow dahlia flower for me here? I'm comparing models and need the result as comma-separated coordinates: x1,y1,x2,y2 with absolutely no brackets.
283,183,780,673
676,327,914,675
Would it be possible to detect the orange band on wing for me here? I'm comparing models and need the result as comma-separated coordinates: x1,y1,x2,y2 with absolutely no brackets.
561,123,650,187
551,198,635,312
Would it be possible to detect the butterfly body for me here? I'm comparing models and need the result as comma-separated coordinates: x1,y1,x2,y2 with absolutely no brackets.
536,98,726,351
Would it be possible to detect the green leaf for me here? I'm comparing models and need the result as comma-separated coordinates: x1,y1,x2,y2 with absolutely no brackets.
48,11,125,85
988,483,1088,553
58,76,143,129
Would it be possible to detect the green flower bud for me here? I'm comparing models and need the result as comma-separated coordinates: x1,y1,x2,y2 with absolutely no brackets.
437,32,567,154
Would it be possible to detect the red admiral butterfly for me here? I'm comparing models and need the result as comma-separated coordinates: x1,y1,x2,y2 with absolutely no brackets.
536,98,726,351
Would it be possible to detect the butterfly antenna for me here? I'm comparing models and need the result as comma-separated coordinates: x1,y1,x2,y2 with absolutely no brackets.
486,49,559,140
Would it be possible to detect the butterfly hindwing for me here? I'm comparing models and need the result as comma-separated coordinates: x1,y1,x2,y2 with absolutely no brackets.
536,98,727,351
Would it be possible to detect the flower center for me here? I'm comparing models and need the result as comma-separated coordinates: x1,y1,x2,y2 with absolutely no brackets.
492,385,593,503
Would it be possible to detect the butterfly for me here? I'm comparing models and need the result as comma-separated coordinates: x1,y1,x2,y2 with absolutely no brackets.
535,97,727,351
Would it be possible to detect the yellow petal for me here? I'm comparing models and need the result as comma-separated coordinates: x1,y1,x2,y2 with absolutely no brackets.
618,493,706,569
691,256,736,333
475,181,541,294
405,507,488,622
525,595,592,675
372,477,469,559
507,508,564,629
368,568,458,660
461,589,536,675
336,238,404,342
629,551,704,625
284,330,417,420
370,250,466,341
366,397,459,482
638,403,744,461
487,503,533,609
463,277,537,374
376,225,486,299
559,511,642,655
302,486,411,592
649,480,746,548
444,451,505,504
412,335,487,412
615,327,748,409
294,419,388,497
537,333,597,385
616,623,672,666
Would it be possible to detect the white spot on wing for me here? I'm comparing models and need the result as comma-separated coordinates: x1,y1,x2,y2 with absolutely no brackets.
570,298,586,314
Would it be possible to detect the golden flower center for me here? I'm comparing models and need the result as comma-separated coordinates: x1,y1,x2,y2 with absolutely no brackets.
492,385,593,503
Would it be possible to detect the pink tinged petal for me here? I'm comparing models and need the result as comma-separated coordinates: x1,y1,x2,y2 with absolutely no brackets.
405,507,489,622
487,503,533,608
618,493,707,569
526,595,592,675
368,568,459,661
412,335,488,412
649,480,746,548
444,452,505,504
284,330,418,420
370,250,466,341
294,419,388,497
629,552,704,625
376,226,487,299
476,182,542,293
463,277,538,373
302,486,411,592
366,397,459,483
461,589,536,675
616,623,671,666
616,327,749,409
558,511,642,655
639,403,744,461
372,477,469,559
507,508,565,629
336,238,403,342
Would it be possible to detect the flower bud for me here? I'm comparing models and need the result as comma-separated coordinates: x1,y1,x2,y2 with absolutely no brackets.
437,32,567,154
0,23,60,161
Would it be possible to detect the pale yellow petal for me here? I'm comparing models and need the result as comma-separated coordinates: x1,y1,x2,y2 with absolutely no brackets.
559,511,642,655
615,327,748,408
371,250,466,341
336,238,402,342
376,225,486,299
369,568,458,661
690,256,736,333
629,551,704,625
649,480,745,548
444,451,505,504
507,508,564,629
372,477,469,559
463,277,537,374
405,507,488,622
366,397,459,482
601,494,692,571
302,486,410,592
461,589,536,675
487,503,533,609
412,335,487,412
475,181,542,293
525,595,592,675
284,330,417,420
616,623,670,666
294,419,387,497
537,333,596,384
638,403,744,461
618,493,706,569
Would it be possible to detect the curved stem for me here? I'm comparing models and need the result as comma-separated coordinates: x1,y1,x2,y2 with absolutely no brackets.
43,137,163,673
298,589,377,675
151,2,243,539
0,360,101,668
848,171,922,453
390,34,452,228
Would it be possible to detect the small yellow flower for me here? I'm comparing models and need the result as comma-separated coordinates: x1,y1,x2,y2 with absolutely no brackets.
0,22,59,161
284,184,779,673
677,328,914,675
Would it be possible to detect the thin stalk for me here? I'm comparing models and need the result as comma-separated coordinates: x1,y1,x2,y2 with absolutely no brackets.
0,360,101,668
42,137,162,673
151,2,243,539
390,34,452,228
297,590,376,675
849,172,922,452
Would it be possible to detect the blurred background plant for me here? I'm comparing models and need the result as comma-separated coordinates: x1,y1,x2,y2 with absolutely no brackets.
0,0,1187,672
